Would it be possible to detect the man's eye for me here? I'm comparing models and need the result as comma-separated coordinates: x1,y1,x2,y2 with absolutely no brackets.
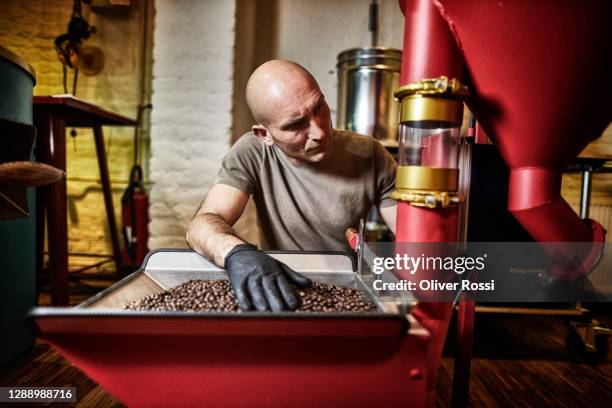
286,121,303,131
287,119,306,130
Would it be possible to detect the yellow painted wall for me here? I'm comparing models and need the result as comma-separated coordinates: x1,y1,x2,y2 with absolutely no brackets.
0,0,153,271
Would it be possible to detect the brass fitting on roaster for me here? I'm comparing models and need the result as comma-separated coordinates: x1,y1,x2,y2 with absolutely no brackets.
391,76,468,209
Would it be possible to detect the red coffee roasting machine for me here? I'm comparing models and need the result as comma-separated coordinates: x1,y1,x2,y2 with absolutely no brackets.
32,1,611,407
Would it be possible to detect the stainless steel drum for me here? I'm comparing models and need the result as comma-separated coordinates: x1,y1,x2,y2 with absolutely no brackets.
336,47,402,145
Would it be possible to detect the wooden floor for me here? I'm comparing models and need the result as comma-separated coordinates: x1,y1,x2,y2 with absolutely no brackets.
0,342,122,407
436,312,612,407
2,289,610,407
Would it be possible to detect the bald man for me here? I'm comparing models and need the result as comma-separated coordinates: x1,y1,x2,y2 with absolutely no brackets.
186,60,397,311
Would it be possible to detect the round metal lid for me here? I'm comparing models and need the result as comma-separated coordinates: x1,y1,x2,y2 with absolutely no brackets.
0,45,36,84
337,47,402,66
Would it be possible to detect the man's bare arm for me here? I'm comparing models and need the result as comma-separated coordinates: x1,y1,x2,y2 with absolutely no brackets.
186,184,250,266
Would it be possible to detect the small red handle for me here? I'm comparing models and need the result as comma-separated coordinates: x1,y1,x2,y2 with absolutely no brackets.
345,228,360,251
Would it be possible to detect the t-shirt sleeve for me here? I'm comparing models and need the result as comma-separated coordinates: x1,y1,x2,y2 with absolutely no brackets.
215,133,261,195
373,140,398,208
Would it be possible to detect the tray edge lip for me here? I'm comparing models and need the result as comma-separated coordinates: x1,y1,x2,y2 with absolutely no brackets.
30,249,415,320
142,248,358,272
28,306,409,323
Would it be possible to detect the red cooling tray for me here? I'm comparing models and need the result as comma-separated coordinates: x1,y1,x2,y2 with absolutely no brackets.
31,250,433,407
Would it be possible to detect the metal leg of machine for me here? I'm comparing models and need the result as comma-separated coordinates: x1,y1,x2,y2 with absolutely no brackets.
564,163,611,363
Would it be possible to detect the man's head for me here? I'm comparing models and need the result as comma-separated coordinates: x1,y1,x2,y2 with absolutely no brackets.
246,60,333,164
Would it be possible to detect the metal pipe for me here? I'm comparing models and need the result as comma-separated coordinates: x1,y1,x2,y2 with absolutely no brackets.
580,169,592,219
508,167,606,280
369,0,379,47
394,0,464,251
399,0,462,84
394,2,466,405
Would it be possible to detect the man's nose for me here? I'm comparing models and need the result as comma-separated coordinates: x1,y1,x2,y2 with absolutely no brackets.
308,119,325,141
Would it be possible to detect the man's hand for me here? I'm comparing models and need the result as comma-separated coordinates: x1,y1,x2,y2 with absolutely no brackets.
224,244,312,311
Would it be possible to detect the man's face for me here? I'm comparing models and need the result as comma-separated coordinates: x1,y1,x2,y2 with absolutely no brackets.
264,85,333,164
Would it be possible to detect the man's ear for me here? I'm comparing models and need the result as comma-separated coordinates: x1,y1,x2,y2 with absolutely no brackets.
252,124,274,146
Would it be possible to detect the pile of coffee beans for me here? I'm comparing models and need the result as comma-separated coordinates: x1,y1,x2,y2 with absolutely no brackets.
125,280,239,312
124,280,376,313
296,282,376,312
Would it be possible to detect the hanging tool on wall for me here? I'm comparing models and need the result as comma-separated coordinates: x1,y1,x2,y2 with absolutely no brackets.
54,0,106,148
54,0,105,96
121,103,152,271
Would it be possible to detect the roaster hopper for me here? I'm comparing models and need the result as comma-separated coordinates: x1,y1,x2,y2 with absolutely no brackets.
31,250,430,408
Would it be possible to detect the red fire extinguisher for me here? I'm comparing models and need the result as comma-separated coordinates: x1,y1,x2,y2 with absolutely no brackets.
121,164,149,269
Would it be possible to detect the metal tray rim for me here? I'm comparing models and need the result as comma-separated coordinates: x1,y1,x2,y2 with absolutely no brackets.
32,250,413,319
29,306,406,321
141,248,358,271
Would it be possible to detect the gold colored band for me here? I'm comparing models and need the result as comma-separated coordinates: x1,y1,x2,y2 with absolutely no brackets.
390,189,464,209
394,76,469,99
396,166,459,192
398,95,463,125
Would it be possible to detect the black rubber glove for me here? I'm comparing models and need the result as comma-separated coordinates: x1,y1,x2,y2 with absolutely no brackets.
224,244,312,312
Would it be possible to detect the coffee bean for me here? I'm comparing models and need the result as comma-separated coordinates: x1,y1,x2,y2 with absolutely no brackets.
124,280,376,313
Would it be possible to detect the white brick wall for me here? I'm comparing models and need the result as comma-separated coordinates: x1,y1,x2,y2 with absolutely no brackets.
276,0,405,125
149,0,237,248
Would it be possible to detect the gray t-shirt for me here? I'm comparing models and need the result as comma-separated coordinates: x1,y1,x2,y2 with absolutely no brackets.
216,129,397,251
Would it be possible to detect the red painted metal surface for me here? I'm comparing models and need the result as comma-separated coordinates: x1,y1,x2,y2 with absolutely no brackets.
396,204,458,244
395,0,610,403
410,303,453,406
435,0,611,258
134,191,150,265
345,227,359,250
121,189,150,267
35,315,429,407
396,1,464,404
399,0,463,84
395,203,457,405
